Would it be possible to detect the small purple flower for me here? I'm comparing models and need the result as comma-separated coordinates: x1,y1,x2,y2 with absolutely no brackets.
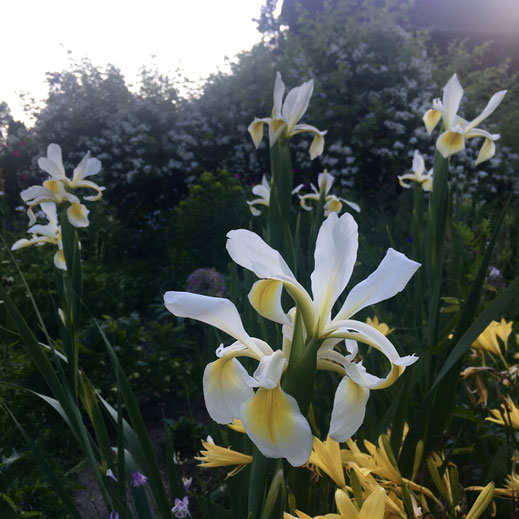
172,496,190,518
131,471,148,487
106,468,117,482
405,235,413,244
109,512,119,519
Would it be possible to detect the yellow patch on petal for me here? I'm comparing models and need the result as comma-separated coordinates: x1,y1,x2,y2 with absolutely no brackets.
474,138,495,166
248,120,267,149
437,130,465,158
244,386,294,445
249,279,286,324
44,180,62,193
423,108,442,134
326,198,342,214
54,250,67,270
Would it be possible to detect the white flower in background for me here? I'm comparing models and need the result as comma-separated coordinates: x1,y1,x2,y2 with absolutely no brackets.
164,292,313,466
247,175,303,216
20,144,103,227
298,170,360,215
398,151,433,192
225,213,419,443
423,74,507,165
247,175,271,216
248,72,327,160
38,143,104,200
11,202,67,270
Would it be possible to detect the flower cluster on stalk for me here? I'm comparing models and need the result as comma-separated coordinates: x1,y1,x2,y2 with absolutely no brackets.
165,211,419,466
11,144,104,269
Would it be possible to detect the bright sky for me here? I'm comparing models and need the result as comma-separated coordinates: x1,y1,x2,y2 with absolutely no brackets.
2,0,269,123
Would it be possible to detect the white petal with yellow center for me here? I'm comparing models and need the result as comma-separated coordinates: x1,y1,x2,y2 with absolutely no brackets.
66,202,90,227
241,383,312,466
249,279,290,325
54,250,67,270
423,108,442,135
436,128,465,158
203,357,255,424
328,376,369,442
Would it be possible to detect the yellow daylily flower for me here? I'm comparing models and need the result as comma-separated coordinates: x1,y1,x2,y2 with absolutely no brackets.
472,318,513,357
195,437,252,478
299,170,360,215
366,316,394,337
226,212,419,442
423,74,506,165
11,202,67,270
285,487,386,519
248,72,327,160
397,151,433,192
308,436,346,488
486,397,519,429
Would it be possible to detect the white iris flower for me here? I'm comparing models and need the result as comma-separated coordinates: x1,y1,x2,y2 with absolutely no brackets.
165,213,419,465
423,74,506,165
248,72,327,159
226,212,420,442
11,202,67,270
398,151,433,192
20,144,103,227
298,170,361,215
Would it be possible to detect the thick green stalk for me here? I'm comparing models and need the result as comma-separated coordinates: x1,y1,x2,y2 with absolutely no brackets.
59,210,83,398
425,151,449,348
267,139,295,270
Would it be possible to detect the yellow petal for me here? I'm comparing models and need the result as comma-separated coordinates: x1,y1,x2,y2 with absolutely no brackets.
359,486,386,519
334,489,359,519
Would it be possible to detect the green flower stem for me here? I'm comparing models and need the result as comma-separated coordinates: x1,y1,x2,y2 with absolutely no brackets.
411,182,425,343
59,209,83,398
268,139,296,271
425,151,449,348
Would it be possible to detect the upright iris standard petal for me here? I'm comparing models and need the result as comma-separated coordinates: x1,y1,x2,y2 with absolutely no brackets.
282,79,314,131
442,74,464,128
37,143,66,179
203,357,255,424
335,248,420,321
328,377,369,442
311,213,358,327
